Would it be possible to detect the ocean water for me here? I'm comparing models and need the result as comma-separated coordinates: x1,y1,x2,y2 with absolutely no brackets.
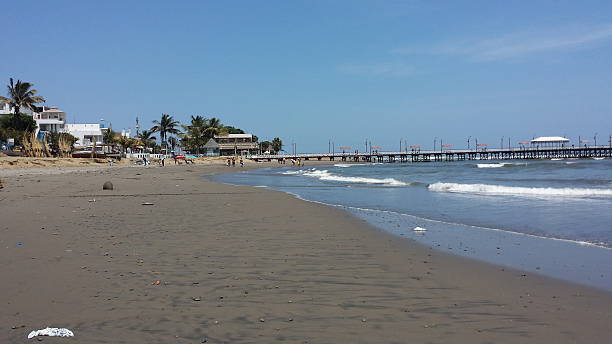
214,158,612,291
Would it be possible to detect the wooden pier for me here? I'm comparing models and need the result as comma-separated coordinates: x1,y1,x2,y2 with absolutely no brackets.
251,146,612,163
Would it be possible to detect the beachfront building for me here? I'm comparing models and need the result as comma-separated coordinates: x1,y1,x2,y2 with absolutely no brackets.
63,123,105,147
530,136,570,148
33,106,66,134
213,133,259,156
0,102,11,117
202,139,220,156
0,101,34,117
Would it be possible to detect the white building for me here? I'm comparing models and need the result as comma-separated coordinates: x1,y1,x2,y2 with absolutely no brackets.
63,123,104,147
0,102,11,116
0,101,33,117
33,106,66,134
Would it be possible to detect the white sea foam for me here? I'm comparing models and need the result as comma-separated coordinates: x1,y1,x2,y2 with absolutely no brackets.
476,163,506,168
476,162,526,168
428,182,612,197
334,164,354,168
280,170,308,175
302,169,408,186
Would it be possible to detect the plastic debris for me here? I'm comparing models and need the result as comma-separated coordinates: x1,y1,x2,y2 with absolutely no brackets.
102,181,113,190
413,227,427,232
141,202,154,206
27,327,74,339
152,280,161,285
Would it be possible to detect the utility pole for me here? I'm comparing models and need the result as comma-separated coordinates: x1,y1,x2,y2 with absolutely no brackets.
467,136,471,150
434,137,437,151
501,136,504,149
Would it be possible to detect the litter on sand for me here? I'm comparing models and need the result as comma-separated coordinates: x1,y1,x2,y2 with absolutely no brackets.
141,202,154,206
413,227,427,232
27,327,74,339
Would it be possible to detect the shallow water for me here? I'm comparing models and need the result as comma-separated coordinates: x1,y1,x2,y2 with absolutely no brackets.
215,158,612,291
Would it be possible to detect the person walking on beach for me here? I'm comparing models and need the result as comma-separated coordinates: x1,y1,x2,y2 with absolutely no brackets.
232,157,236,167
240,158,244,167
226,158,231,167
161,156,165,167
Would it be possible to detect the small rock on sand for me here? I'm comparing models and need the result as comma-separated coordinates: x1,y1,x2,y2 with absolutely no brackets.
102,181,113,190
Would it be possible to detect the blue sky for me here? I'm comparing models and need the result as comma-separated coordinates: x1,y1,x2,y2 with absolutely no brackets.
3,1,612,152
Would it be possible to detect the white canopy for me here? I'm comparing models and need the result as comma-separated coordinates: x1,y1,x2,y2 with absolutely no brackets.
531,136,569,144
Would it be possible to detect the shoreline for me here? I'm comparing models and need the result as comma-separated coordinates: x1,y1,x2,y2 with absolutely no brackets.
1,164,611,343
216,163,612,291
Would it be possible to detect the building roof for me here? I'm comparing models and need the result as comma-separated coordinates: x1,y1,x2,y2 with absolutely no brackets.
203,138,220,148
214,133,252,139
530,136,570,143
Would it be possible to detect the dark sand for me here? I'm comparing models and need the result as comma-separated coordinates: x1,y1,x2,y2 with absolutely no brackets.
1,164,611,343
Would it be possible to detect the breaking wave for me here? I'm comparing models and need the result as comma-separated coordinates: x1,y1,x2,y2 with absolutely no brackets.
428,182,612,197
284,169,408,186
476,162,526,168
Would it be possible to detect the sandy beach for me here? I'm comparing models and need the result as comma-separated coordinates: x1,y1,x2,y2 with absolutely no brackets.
1,163,611,343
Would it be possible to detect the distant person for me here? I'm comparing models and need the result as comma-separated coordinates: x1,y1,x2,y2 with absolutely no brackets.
161,156,165,166
232,157,236,167
240,158,244,167
226,158,231,167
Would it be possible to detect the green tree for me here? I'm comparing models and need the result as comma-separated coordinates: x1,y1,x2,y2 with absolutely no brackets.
204,117,224,138
271,137,283,153
151,114,181,152
180,115,207,154
0,113,37,132
260,140,272,153
102,128,117,145
47,132,78,154
168,136,179,152
138,129,157,150
223,125,245,134
0,78,46,115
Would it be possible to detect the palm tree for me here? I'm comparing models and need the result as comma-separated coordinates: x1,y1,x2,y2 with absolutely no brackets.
151,114,181,153
181,115,210,154
204,117,224,138
138,129,157,151
0,78,46,115
102,128,117,145
168,136,179,153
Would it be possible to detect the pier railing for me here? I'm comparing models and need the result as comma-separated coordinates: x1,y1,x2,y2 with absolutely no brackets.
250,146,612,163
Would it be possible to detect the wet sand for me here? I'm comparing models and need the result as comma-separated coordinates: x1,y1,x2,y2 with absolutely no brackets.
1,164,611,343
